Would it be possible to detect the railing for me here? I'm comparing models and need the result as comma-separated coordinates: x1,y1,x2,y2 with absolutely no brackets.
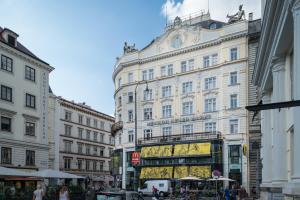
111,121,123,136
138,131,221,145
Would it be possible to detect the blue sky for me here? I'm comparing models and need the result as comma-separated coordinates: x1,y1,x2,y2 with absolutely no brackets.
0,0,260,116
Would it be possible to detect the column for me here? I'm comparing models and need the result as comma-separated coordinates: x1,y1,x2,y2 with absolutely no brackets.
261,93,272,185
292,0,300,181
122,149,126,189
271,57,288,184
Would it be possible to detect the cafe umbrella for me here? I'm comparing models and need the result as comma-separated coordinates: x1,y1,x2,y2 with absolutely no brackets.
208,177,235,199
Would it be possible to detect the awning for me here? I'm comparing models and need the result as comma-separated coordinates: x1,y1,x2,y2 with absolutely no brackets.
0,166,32,177
30,169,85,179
4,177,42,181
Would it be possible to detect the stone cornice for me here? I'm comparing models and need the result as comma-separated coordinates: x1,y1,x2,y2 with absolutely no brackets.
112,31,248,80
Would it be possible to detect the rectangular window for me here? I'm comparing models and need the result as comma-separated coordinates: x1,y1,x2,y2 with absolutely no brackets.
204,77,216,90
182,101,193,115
100,161,104,172
25,93,35,108
1,85,12,102
86,118,90,126
86,145,91,155
77,159,82,170
93,146,98,156
78,143,83,154
78,115,83,124
128,110,134,122
100,121,105,129
25,66,35,82
118,78,122,88
230,145,240,164
100,147,104,157
230,119,239,134
93,160,97,171
100,133,104,142
182,82,193,94
1,147,12,164
1,55,13,72
93,131,98,141
211,54,218,65
161,66,166,77
25,122,35,136
94,119,98,128
181,61,187,72
149,69,154,80
230,72,238,85
128,72,133,83
78,128,83,139
128,92,133,103
230,48,238,61
64,141,72,153
205,98,216,112
65,125,72,136
162,127,172,137
128,130,134,143
162,105,172,118
118,96,122,107
188,59,194,70
110,137,115,145
205,122,216,132
167,64,173,76
26,150,35,166
230,94,238,108
142,70,147,81
203,56,210,67
109,148,113,156
162,86,171,98
183,124,193,134
1,116,11,132
144,108,152,120
7,35,15,46
64,158,71,169
65,111,72,121
86,130,91,140
144,129,152,140
144,89,152,101
86,160,90,171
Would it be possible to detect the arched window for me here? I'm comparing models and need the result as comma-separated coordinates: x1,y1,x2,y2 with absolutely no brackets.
209,22,217,30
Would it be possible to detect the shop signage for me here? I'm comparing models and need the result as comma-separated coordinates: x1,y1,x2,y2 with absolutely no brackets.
147,114,211,126
131,152,140,165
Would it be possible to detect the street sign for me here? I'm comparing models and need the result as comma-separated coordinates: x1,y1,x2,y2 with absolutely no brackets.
131,151,140,165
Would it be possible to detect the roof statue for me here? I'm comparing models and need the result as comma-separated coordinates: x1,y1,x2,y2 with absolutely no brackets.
226,4,245,24
123,42,137,54
174,16,182,26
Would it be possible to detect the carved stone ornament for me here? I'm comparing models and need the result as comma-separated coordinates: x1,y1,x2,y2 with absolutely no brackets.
123,41,138,54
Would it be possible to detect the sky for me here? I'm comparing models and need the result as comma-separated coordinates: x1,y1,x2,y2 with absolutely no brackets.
0,0,260,116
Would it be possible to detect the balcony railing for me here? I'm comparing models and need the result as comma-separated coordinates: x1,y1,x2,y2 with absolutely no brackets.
111,121,123,136
138,131,221,146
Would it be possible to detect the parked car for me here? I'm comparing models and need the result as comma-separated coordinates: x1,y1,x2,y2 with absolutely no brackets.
95,191,144,200
138,180,171,197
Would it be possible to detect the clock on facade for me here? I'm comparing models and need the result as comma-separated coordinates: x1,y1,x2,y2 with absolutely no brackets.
171,34,182,49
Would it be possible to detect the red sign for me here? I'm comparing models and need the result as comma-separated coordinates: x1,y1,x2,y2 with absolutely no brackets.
131,152,140,165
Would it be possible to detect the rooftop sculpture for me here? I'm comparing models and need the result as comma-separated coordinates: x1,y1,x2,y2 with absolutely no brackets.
227,4,245,24
123,42,137,54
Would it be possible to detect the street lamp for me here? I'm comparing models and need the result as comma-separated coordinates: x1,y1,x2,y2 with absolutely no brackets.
134,81,149,191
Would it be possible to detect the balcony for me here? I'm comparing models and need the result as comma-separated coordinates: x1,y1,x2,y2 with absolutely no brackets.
111,121,123,136
138,131,221,146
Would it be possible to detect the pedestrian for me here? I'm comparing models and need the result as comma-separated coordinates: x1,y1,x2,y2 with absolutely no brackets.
59,185,70,200
224,186,230,200
238,186,248,200
230,185,237,200
33,184,45,200
251,186,257,199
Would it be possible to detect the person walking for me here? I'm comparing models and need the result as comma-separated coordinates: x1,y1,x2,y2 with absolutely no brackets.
32,184,45,200
230,185,237,200
224,186,230,200
238,186,248,200
59,185,70,200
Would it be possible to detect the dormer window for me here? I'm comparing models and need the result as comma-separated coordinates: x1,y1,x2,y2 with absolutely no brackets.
7,35,16,46
209,23,217,30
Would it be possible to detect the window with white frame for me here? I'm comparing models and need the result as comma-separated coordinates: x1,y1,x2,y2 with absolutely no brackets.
183,124,193,134
188,59,194,70
144,129,152,140
128,130,134,143
143,89,152,101
205,122,216,132
64,158,71,169
64,141,72,153
230,119,239,134
167,64,173,76
149,69,154,80
77,143,83,154
162,105,172,118
230,94,238,108
118,96,122,106
78,115,83,124
144,108,152,120
230,71,238,85
212,54,218,65
128,92,133,103
1,147,12,164
142,70,147,81
65,124,72,136
230,48,238,61
86,145,91,155
203,56,210,67
128,72,133,83
161,66,166,77
162,127,172,137
162,86,171,98
1,116,11,132
205,98,216,112
25,122,35,136
182,101,193,115
118,77,122,88
204,77,216,90
182,81,192,94
181,61,187,72
78,128,83,139
128,110,134,122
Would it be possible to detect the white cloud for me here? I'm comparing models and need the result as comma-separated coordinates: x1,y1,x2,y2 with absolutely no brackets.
162,0,261,23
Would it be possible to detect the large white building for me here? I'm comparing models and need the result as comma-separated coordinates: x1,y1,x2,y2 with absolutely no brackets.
249,0,300,199
48,96,115,186
112,12,251,190
0,27,54,171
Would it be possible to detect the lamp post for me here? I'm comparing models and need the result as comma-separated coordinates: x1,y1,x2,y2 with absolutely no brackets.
134,81,149,191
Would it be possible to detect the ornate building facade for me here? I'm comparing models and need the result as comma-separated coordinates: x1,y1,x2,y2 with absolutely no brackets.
112,12,252,190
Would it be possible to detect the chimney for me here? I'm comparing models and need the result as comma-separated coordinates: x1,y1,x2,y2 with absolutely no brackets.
248,13,253,21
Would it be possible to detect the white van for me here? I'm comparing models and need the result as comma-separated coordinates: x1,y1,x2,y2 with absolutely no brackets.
138,180,171,197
